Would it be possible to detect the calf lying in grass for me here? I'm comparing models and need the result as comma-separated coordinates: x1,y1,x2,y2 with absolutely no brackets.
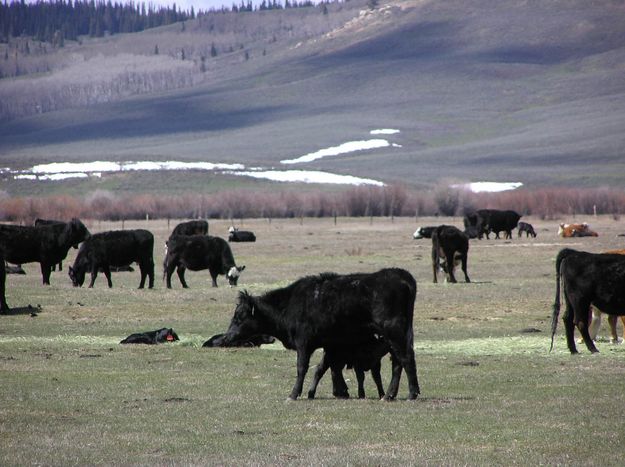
120,328,179,345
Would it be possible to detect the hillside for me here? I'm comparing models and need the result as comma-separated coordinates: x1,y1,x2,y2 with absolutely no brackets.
1,0,625,196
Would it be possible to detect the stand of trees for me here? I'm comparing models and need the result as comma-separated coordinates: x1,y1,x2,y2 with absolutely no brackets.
0,0,194,44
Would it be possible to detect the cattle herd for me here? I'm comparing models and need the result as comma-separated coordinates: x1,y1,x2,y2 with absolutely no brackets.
1,209,624,401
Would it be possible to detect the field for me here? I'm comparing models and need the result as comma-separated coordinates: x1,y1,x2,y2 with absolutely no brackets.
1,216,625,465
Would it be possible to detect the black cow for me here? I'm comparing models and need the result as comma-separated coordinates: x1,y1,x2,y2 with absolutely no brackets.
0,251,8,312
307,334,390,400
228,227,256,242
164,235,245,288
219,268,420,401
170,220,208,238
412,226,437,239
464,209,521,239
517,221,537,238
0,218,90,285
550,248,625,354
120,328,179,344
69,229,155,289
202,333,275,347
34,219,66,271
431,225,470,284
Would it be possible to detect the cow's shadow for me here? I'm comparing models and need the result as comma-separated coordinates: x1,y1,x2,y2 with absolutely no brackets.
0,305,42,316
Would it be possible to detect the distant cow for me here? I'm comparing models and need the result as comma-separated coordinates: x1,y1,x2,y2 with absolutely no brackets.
170,220,208,238
219,268,420,400
228,227,256,242
413,226,437,239
558,223,598,238
307,334,390,400
69,229,155,289
0,218,90,285
0,251,8,312
464,209,521,239
202,333,275,347
164,235,245,288
551,248,625,354
120,328,179,344
517,221,537,238
431,225,470,283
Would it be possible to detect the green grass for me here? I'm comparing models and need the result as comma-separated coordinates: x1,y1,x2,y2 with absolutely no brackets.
1,216,625,465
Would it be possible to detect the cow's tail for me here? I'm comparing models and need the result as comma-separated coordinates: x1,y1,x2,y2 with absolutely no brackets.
162,242,168,282
550,248,573,351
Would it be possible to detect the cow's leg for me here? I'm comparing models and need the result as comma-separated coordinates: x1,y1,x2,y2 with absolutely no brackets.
573,298,597,353
621,316,625,342
147,260,154,289
102,265,113,288
370,361,386,399
461,253,470,283
138,263,147,289
588,307,601,341
330,365,349,399
289,348,312,401
383,352,403,401
176,266,189,288
40,263,52,285
354,368,366,399
607,315,619,344
88,266,99,288
445,250,457,283
165,262,175,288
307,352,331,399
210,270,219,287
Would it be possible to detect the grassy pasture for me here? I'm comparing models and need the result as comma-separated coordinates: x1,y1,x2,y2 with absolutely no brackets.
1,216,625,465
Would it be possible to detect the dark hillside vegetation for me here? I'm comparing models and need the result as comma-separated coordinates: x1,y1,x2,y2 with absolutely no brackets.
0,0,624,190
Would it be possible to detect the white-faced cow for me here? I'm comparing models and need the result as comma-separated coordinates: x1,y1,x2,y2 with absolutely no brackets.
69,229,155,289
219,268,420,401
228,226,256,242
550,248,625,354
0,218,90,285
431,225,470,284
170,220,208,238
164,235,245,288
413,226,437,239
306,334,390,400
517,221,537,238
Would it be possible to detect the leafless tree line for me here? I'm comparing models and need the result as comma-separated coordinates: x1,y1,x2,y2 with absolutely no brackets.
1,186,624,224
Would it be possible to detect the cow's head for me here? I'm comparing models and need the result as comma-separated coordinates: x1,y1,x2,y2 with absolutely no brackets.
68,265,85,287
68,218,91,248
157,328,179,343
413,228,424,239
228,226,237,233
226,265,245,287
221,291,263,344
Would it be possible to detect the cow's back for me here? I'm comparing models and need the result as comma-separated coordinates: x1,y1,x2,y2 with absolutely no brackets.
85,230,153,266
167,235,233,272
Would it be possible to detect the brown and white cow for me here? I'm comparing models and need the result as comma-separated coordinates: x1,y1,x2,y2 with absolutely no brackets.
557,222,598,238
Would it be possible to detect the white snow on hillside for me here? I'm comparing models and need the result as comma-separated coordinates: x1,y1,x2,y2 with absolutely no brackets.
280,139,392,164
230,170,385,186
453,182,523,193
370,129,400,135
29,160,244,174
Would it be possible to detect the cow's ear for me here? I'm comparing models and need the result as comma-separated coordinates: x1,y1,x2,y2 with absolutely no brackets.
239,265,246,272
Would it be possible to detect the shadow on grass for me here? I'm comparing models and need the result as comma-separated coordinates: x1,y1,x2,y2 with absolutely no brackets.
0,305,41,316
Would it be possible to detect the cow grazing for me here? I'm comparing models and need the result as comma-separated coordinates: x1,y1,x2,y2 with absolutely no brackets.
464,209,521,239
228,227,256,242
307,334,390,400
0,218,90,285
550,248,625,354
120,328,179,344
517,221,537,238
0,251,8,312
431,225,470,284
164,235,245,288
69,229,155,289
170,220,208,238
219,268,420,401
413,226,437,239
202,333,275,347
558,223,598,238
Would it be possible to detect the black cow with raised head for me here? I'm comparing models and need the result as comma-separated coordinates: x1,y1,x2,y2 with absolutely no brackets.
164,235,244,288
307,334,390,400
517,221,537,238
0,251,8,312
228,227,256,242
170,220,208,238
219,268,420,401
431,225,470,284
0,218,90,285
551,248,625,354
69,229,155,289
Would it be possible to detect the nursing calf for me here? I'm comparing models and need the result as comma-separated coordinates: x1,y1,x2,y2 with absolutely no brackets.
431,225,470,283
220,268,420,401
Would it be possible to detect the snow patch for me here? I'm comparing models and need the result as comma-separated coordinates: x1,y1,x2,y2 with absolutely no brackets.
453,182,523,193
30,160,244,174
281,139,391,165
230,170,385,186
370,129,400,135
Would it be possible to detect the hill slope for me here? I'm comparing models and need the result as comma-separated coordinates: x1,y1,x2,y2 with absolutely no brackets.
1,0,624,195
